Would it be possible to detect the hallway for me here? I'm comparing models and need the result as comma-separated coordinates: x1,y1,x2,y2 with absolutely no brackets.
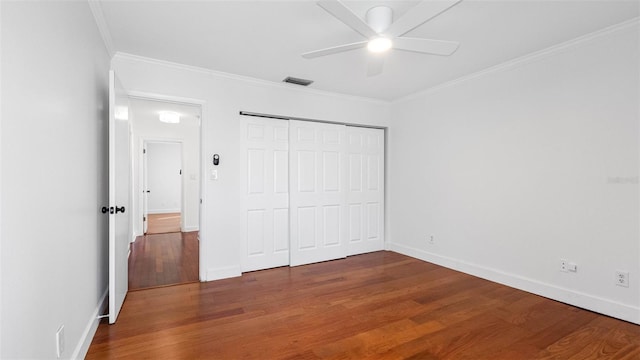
128,232,199,290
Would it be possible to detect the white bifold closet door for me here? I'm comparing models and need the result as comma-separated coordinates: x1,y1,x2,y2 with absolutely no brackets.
346,127,385,255
289,120,348,266
240,117,290,272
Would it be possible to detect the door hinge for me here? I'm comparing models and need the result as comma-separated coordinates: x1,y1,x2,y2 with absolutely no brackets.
143,148,146,154
179,169,182,175
143,216,146,221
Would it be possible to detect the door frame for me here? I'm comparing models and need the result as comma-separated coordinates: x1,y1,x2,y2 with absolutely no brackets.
141,139,185,233
127,90,206,281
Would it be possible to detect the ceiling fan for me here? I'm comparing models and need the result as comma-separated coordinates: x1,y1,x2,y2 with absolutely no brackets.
302,0,462,76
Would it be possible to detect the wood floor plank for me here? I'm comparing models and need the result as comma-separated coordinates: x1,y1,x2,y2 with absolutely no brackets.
146,212,181,234
88,251,639,359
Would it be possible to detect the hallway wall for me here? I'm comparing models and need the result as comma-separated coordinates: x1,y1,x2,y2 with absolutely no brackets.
146,142,182,214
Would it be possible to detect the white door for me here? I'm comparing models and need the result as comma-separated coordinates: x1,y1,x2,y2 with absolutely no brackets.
347,127,385,255
289,120,348,266
108,70,131,324
240,117,290,271
142,146,148,234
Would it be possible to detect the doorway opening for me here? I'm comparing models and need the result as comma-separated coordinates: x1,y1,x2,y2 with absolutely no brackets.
128,98,201,290
144,141,182,234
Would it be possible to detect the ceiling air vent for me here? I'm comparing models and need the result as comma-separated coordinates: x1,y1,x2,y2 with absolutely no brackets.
283,76,313,86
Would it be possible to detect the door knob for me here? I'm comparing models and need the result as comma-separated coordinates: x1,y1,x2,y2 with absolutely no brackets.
101,206,125,214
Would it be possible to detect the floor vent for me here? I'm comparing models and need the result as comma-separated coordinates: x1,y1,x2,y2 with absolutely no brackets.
283,76,314,86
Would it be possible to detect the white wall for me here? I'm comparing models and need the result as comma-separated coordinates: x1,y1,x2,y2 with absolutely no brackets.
112,53,390,281
0,2,3,355
129,99,201,235
388,21,640,324
146,142,182,213
1,1,111,358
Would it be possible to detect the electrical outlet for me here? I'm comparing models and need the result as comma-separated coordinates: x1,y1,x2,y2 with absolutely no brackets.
615,270,629,288
428,235,434,244
56,325,65,358
567,262,577,272
560,259,568,272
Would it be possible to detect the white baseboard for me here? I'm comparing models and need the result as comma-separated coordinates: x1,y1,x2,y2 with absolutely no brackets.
206,265,241,281
148,209,181,214
71,288,108,359
183,226,199,232
388,242,640,325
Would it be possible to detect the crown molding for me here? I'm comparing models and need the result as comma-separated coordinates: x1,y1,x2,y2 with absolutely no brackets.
112,52,390,106
127,90,206,106
393,16,640,104
87,0,114,57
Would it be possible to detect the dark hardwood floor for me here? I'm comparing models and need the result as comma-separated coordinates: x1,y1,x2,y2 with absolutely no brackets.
90,251,639,359
128,231,199,290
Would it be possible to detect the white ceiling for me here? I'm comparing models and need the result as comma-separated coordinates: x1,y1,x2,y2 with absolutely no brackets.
97,0,639,101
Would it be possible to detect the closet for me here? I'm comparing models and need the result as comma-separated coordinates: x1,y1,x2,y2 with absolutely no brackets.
240,115,384,272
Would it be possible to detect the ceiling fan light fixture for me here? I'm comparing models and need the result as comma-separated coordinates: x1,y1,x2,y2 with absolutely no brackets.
367,37,392,53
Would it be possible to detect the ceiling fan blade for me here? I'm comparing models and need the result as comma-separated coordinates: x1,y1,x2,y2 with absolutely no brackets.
393,37,459,56
302,41,367,59
317,0,377,38
385,0,462,38
366,55,385,77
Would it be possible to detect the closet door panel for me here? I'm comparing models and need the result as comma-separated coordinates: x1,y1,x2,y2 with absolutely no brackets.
290,120,347,266
240,117,290,272
347,126,385,255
